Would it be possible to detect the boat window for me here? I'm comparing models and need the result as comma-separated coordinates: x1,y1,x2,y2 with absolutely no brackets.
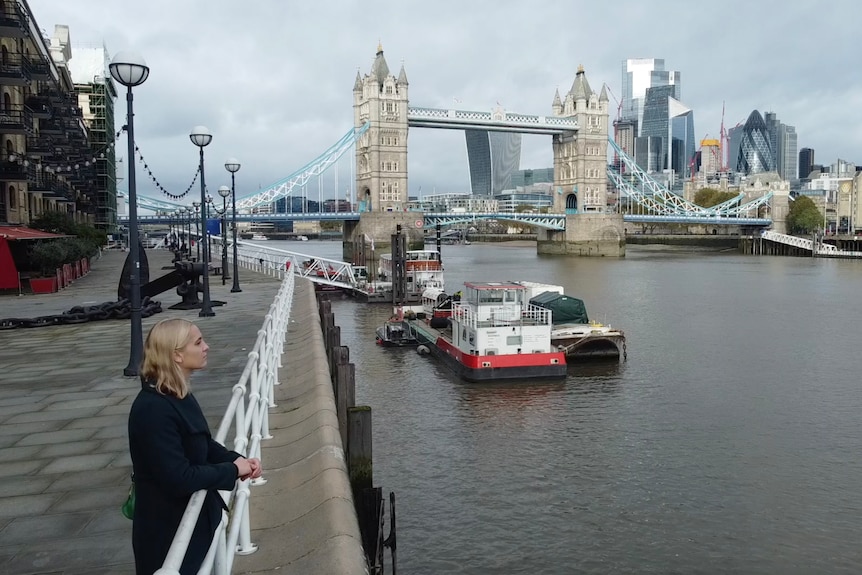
479,289,504,303
504,290,518,303
506,335,522,346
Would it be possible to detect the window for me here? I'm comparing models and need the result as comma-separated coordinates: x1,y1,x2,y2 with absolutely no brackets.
385,85,393,95
8,185,16,210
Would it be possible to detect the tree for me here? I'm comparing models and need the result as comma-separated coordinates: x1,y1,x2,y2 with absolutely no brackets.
786,195,823,235
694,188,738,208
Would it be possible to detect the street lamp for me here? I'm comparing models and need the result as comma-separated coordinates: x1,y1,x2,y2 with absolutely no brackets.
225,157,242,292
217,185,231,285
109,50,149,377
190,125,214,317
178,206,188,255
192,201,201,261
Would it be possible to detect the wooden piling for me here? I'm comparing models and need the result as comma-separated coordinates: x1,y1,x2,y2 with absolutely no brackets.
348,406,373,490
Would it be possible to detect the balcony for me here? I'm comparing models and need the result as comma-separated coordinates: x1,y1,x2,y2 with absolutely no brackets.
25,168,55,194
0,104,34,135
23,55,50,81
0,160,26,182
0,2,28,38
0,52,32,85
38,118,64,135
25,95,51,119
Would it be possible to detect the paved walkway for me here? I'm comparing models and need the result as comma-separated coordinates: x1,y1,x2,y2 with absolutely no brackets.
0,250,364,573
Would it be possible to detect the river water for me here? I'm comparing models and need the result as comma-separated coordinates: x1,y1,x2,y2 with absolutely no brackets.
271,239,862,574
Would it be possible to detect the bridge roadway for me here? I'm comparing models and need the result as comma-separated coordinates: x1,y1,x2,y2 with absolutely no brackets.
0,250,366,573
120,210,772,227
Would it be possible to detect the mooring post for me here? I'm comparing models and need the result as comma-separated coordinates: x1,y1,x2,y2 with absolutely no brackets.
336,358,355,447
348,405,378,566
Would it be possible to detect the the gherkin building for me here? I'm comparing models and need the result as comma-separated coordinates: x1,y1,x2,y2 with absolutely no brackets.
737,110,774,174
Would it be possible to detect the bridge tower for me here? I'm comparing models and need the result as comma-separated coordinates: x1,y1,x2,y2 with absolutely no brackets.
345,44,423,266
541,66,625,257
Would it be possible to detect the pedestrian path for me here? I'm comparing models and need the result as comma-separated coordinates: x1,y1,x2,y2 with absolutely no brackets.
0,250,286,573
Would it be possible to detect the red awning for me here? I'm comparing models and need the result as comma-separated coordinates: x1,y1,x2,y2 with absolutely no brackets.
0,226,68,241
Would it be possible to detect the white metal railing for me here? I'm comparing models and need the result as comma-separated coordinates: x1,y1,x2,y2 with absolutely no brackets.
154,270,295,575
451,302,552,328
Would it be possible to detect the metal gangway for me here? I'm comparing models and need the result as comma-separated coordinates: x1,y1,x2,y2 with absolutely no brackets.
218,238,361,290
760,230,862,258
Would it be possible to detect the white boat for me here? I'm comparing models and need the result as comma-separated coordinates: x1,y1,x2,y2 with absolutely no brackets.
296,235,309,241
377,249,444,292
250,233,268,241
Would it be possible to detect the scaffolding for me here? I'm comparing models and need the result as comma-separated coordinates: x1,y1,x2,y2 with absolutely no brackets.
74,74,118,231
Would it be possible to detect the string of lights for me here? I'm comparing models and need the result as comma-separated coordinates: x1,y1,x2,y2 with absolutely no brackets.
133,144,200,200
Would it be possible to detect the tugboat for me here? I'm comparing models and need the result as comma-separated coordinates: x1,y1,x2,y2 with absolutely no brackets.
407,281,567,382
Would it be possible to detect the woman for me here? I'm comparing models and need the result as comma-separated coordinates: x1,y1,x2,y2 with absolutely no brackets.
128,318,262,574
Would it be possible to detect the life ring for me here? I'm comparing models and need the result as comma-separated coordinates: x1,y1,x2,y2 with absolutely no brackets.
414,219,423,228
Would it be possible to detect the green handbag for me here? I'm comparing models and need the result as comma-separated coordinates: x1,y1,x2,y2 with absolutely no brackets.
122,475,135,520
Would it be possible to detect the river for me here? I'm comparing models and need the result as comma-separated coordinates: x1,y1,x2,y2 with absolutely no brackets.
268,239,862,574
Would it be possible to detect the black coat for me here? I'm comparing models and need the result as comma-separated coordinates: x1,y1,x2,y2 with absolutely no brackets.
128,381,241,575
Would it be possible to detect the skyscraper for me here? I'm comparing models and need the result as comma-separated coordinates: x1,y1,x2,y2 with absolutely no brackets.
765,112,798,182
730,110,797,179
736,110,773,174
636,85,695,179
621,58,681,135
799,148,815,180
465,130,521,196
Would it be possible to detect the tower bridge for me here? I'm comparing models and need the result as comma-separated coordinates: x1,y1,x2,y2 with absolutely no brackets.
120,43,782,259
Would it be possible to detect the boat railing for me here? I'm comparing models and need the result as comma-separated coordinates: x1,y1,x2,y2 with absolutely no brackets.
452,303,552,328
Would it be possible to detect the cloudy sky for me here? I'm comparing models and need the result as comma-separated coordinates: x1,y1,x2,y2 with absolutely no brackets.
36,0,861,205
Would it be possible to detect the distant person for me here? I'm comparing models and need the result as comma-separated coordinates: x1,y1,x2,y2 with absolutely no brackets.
128,319,262,574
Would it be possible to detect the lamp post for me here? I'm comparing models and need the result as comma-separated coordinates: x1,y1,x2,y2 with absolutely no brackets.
192,201,201,261
190,126,214,317
225,158,242,292
109,51,149,377
217,185,231,285
177,206,185,254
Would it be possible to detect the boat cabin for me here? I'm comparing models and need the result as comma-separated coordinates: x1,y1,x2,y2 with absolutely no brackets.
449,282,555,356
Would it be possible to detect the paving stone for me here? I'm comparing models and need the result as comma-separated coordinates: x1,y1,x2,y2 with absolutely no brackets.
5,406,103,424
0,460,44,478
0,395,46,408
45,467,130,492
0,419,66,437
0,444,42,463
0,493,60,517
48,485,127,513
79,507,133,536
15,427,97,447
44,397,123,411
38,440,103,458
0,475,53,498
95,437,128,453
0,512,90,545
41,453,116,474
64,413,127,430
2,534,131,573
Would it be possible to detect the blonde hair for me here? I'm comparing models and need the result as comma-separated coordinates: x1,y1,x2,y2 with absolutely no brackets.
141,318,195,398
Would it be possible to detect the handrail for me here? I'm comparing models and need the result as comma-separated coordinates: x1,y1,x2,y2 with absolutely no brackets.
154,271,296,575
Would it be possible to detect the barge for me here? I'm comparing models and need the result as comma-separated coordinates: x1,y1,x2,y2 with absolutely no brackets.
407,281,568,382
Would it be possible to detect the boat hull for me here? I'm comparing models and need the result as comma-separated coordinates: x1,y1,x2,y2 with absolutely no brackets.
551,325,626,360
410,320,567,382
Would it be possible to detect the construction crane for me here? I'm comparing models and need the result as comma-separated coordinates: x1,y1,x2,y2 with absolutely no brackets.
604,84,627,171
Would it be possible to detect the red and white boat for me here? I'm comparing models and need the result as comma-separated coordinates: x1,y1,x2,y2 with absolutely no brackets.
407,281,567,382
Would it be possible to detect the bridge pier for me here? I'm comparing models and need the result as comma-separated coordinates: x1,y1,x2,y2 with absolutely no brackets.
343,212,425,271
538,213,625,257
